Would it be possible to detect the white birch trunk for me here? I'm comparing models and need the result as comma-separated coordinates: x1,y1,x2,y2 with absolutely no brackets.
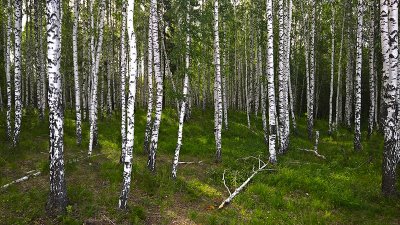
119,1,127,162
328,8,335,134
72,0,82,145
335,14,345,128
368,2,375,136
354,0,363,151
266,0,277,163
119,0,137,208
46,0,67,214
144,14,154,154
5,0,12,141
308,0,316,140
147,0,164,171
88,0,106,156
213,0,223,163
380,0,398,196
13,0,23,146
172,4,190,178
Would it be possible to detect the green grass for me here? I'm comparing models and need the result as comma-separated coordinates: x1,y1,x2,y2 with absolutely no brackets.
0,108,399,224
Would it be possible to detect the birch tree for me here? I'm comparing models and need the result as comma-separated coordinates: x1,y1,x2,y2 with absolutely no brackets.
119,0,137,209
144,13,154,154
266,0,277,163
172,2,190,179
73,0,82,145
88,0,106,156
308,0,316,140
354,0,363,151
328,8,335,135
13,0,23,146
5,0,12,141
120,0,127,162
147,0,164,171
213,0,223,163
368,1,375,137
381,0,398,196
46,0,67,214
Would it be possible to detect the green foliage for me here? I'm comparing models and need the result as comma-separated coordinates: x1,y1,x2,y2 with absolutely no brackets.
0,109,399,224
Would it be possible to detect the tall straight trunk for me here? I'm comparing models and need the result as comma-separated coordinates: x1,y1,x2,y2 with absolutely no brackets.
172,4,190,179
5,0,12,141
119,1,127,162
278,0,289,152
380,0,398,196
213,0,223,163
266,0,277,163
368,2,375,137
354,0,363,151
72,0,82,145
107,57,112,116
119,0,137,208
328,8,335,134
336,13,345,128
13,0,23,147
245,32,250,129
222,38,228,130
286,0,294,134
308,0,316,140
46,0,67,215
144,14,154,154
88,0,106,156
147,0,164,171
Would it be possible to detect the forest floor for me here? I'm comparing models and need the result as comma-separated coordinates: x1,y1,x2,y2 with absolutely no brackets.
0,108,399,224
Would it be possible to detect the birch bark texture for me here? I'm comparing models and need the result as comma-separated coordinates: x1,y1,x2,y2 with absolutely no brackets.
266,0,277,163
13,0,23,146
147,0,164,172
88,0,106,156
120,1,127,162
368,1,376,136
5,0,12,141
354,0,364,151
381,0,399,196
172,3,190,179
119,0,137,209
46,0,68,214
72,0,82,145
308,0,316,140
144,13,154,154
328,8,335,135
213,0,223,163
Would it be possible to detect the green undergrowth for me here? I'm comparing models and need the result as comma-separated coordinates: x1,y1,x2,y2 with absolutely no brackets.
0,108,399,224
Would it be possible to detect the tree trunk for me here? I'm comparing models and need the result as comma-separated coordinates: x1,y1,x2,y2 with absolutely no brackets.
5,0,12,141
380,0,398,197
354,0,363,151
13,0,23,147
73,0,82,145
172,4,190,179
368,1,375,137
266,0,277,163
144,13,154,154
46,0,68,215
308,0,316,140
119,1,127,162
213,0,223,163
329,8,335,134
88,0,106,156
119,0,137,209
147,0,164,172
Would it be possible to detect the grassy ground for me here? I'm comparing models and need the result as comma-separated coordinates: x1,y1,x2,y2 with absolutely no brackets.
0,108,399,224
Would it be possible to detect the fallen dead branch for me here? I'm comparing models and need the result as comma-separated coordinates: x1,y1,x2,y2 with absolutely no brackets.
178,161,203,165
1,170,41,189
299,131,326,159
1,153,106,190
218,156,276,209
